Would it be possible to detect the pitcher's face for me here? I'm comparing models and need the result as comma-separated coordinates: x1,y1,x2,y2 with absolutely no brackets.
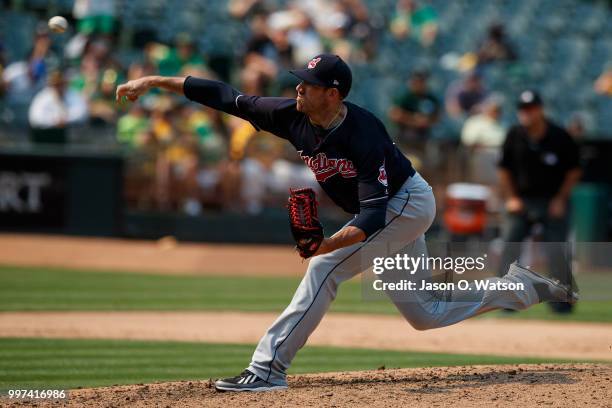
295,81,335,114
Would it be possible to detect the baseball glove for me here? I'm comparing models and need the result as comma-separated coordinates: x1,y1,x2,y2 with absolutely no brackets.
287,188,324,259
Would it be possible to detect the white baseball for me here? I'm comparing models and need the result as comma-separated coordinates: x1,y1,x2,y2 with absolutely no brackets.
48,16,68,33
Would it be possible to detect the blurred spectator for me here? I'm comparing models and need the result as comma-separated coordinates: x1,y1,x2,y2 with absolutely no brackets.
237,69,263,102
229,0,269,19
296,0,341,32
73,0,117,37
242,12,280,92
461,95,505,149
319,8,355,62
28,28,56,83
320,1,366,62
340,0,373,41
141,97,182,210
28,71,88,143
160,131,201,213
2,28,56,108
239,131,287,213
88,68,122,125
0,26,59,127
238,130,318,214
461,95,505,184
334,0,374,60
120,96,226,213
123,129,161,209
149,96,175,144
177,104,227,207
388,69,440,155
176,104,222,149
71,39,118,100
566,112,589,140
290,0,371,62
244,12,277,61
497,90,581,314
2,60,38,110
287,9,324,66
389,0,438,48
68,37,125,131
476,23,517,65
117,103,150,147
594,63,612,96
127,61,156,82
266,23,294,69
445,71,488,119
157,33,207,77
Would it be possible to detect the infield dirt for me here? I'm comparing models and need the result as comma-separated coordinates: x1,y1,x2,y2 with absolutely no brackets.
0,234,306,277
5,364,611,408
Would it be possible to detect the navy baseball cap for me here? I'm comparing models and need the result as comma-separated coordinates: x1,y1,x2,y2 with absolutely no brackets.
517,90,543,109
290,54,352,98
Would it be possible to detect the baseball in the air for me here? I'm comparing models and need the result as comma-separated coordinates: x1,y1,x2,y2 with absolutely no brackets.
48,16,68,33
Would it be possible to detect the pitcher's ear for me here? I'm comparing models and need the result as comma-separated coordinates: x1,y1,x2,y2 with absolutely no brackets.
328,87,341,99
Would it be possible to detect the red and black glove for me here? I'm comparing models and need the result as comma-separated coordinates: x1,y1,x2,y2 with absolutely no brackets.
287,188,324,259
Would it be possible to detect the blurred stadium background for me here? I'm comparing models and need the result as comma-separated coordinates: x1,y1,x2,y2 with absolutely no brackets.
1,1,612,398
1,0,611,243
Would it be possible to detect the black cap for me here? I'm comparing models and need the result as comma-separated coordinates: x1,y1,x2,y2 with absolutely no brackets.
290,54,352,98
517,90,543,109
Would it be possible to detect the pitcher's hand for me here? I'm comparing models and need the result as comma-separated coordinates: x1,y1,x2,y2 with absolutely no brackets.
116,77,152,102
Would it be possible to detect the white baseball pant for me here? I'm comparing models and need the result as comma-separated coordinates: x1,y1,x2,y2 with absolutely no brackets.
248,172,539,385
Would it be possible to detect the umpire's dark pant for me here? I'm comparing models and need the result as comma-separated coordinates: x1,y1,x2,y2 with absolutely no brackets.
498,197,572,288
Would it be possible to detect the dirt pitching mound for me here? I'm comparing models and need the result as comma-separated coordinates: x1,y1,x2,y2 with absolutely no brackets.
9,364,611,408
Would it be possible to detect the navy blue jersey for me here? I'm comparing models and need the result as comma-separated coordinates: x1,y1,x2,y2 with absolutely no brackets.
184,77,415,237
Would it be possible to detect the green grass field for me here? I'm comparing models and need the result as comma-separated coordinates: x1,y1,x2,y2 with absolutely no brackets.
0,338,581,390
1,266,611,322
1,265,610,391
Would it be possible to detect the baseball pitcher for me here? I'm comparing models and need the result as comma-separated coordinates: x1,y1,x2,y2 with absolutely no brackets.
116,54,577,392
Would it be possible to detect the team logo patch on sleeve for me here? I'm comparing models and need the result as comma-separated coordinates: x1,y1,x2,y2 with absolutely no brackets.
308,57,321,69
378,163,388,187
